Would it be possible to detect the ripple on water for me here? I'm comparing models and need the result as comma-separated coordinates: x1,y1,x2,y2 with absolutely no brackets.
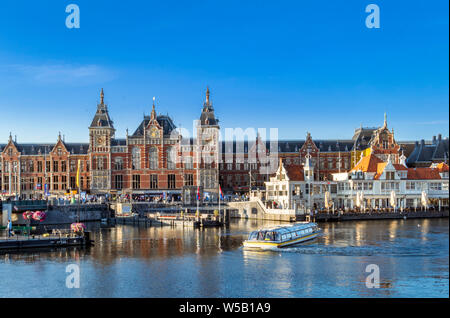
253,241,445,257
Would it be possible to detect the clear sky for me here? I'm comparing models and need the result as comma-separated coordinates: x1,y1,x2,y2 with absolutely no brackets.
0,0,448,143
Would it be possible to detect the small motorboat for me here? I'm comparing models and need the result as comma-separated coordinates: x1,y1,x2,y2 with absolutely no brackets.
243,222,321,249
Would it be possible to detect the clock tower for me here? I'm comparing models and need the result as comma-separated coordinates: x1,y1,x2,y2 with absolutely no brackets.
197,87,220,200
89,88,115,193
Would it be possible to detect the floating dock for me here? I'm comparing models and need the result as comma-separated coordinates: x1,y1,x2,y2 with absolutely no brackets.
0,232,92,251
151,213,225,228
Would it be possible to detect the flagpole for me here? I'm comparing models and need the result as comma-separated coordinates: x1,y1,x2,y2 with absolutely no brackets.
76,159,81,223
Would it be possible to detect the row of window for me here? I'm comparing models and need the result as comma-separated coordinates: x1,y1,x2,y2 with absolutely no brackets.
282,228,314,241
1,176,90,191
2,160,89,173
113,174,194,189
220,163,259,171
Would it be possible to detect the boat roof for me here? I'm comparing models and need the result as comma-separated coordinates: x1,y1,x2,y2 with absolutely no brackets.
255,222,316,234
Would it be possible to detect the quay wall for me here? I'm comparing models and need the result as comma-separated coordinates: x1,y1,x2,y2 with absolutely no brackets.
298,210,449,222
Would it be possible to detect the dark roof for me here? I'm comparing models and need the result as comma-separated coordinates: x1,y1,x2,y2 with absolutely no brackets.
406,136,449,165
315,140,354,152
352,127,377,149
90,103,114,128
199,104,218,126
63,143,89,154
2,142,89,155
112,139,127,146
132,115,177,137
220,139,354,153
398,142,417,158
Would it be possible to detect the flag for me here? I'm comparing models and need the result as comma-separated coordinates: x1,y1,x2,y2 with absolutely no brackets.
197,186,200,201
219,185,224,201
76,159,81,188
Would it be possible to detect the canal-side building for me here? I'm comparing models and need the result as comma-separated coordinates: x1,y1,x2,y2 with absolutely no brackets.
0,88,448,201
263,152,449,213
332,154,449,210
219,114,419,194
0,88,221,202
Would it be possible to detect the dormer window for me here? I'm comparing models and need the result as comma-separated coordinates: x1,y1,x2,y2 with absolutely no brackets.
385,171,395,180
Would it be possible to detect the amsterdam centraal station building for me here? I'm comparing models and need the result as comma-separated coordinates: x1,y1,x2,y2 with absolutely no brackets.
0,88,448,203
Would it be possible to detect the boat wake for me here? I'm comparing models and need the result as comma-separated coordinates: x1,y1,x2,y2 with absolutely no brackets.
275,242,443,257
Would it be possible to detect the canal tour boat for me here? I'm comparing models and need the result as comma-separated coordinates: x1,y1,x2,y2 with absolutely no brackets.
243,222,321,249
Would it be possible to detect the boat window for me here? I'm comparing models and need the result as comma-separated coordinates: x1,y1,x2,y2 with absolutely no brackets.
296,231,302,236
257,231,266,241
281,234,286,240
265,232,275,241
274,233,280,241
249,231,258,240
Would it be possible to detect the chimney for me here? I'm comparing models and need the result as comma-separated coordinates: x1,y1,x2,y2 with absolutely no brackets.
438,134,442,141
420,139,425,146
432,136,436,144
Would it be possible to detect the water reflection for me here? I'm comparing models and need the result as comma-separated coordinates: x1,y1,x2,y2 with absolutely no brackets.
0,218,448,297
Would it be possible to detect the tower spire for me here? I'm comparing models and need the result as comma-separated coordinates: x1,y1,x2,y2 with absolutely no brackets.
205,86,210,106
383,112,387,128
151,97,156,120
100,88,104,104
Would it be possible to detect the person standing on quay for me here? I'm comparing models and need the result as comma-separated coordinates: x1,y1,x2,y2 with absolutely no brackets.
7,219,13,238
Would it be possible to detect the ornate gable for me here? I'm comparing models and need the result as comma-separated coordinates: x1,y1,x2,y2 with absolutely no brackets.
1,134,19,157
370,114,400,162
299,132,319,157
145,101,163,139
50,134,68,156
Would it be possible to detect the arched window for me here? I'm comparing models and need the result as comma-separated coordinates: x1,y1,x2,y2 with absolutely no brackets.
149,147,158,170
132,147,141,170
166,147,176,169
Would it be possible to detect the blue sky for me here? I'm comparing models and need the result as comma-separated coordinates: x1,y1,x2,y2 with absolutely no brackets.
0,0,448,143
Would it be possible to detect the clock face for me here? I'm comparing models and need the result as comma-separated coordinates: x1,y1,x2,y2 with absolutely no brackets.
96,136,104,145
150,128,159,138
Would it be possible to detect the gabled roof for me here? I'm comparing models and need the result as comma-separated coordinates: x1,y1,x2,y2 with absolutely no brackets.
373,162,408,179
284,164,305,181
407,168,442,180
351,154,383,173
132,115,176,137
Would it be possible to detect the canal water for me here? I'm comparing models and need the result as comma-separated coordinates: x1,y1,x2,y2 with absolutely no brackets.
0,218,448,298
